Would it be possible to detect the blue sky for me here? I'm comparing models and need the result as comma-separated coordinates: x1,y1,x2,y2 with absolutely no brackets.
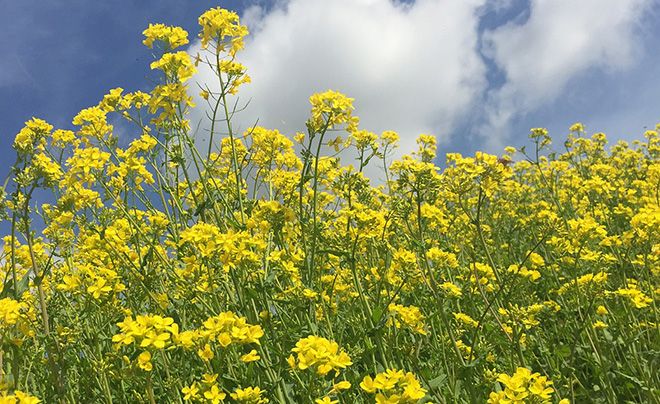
1,1,244,155
2,0,660,181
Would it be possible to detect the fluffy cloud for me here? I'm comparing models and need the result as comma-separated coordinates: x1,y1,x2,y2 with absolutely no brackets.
480,0,653,149
189,0,488,174
187,0,655,172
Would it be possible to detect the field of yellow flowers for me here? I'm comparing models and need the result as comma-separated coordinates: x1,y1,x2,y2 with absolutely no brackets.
1,6,659,404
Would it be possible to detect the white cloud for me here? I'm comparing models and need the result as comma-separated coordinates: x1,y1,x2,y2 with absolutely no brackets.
480,0,653,149
189,0,488,177
187,0,655,173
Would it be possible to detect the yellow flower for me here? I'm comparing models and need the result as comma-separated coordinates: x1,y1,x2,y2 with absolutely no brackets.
72,106,112,139
219,60,250,94
199,311,264,348
614,281,653,308
439,281,462,298
99,87,124,112
150,51,196,83
198,343,215,361
416,134,437,161
360,369,427,403
529,377,554,400
387,304,428,335
570,122,585,133
10,391,41,404
148,82,195,123
289,335,352,376
240,349,261,363
32,153,63,184
351,129,378,150
308,90,358,134
453,312,479,329
331,380,352,393
230,386,269,403
0,298,26,326
112,314,177,350
51,129,76,147
137,351,152,371
315,397,338,404
202,373,219,385
182,383,200,400
490,367,556,404
557,271,609,295
143,23,189,50
141,330,170,349
198,7,248,54
86,277,112,299
204,385,226,404
381,130,400,147
592,320,608,330
174,330,198,349
13,117,52,154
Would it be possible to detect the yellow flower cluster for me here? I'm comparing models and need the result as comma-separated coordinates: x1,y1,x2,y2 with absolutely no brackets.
181,374,226,404
557,271,608,295
453,312,479,329
0,297,34,341
112,314,178,349
50,128,76,147
64,146,111,186
183,377,270,404
0,298,27,328
612,279,653,308
0,390,41,404
150,51,196,83
308,90,359,134
487,367,565,404
507,264,541,282
231,386,269,403
439,281,463,297
199,311,264,347
72,106,112,139
288,336,352,376
351,129,379,151
13,117,52,154
415,134,437,162
110,134,157,189
387,304,428,335
3,5,660,403
360,369,427,403
32,153,62,185
177,224,265,275
198,7,248,54
142,23,189,50
219,60,251,95
247,126,301,171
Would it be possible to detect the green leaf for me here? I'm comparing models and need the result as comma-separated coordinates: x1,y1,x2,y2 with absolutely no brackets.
1,272,30,299
371,306,383,324
428,373,447,389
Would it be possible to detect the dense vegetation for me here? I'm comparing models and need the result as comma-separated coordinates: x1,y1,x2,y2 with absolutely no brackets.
1,6,658,404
